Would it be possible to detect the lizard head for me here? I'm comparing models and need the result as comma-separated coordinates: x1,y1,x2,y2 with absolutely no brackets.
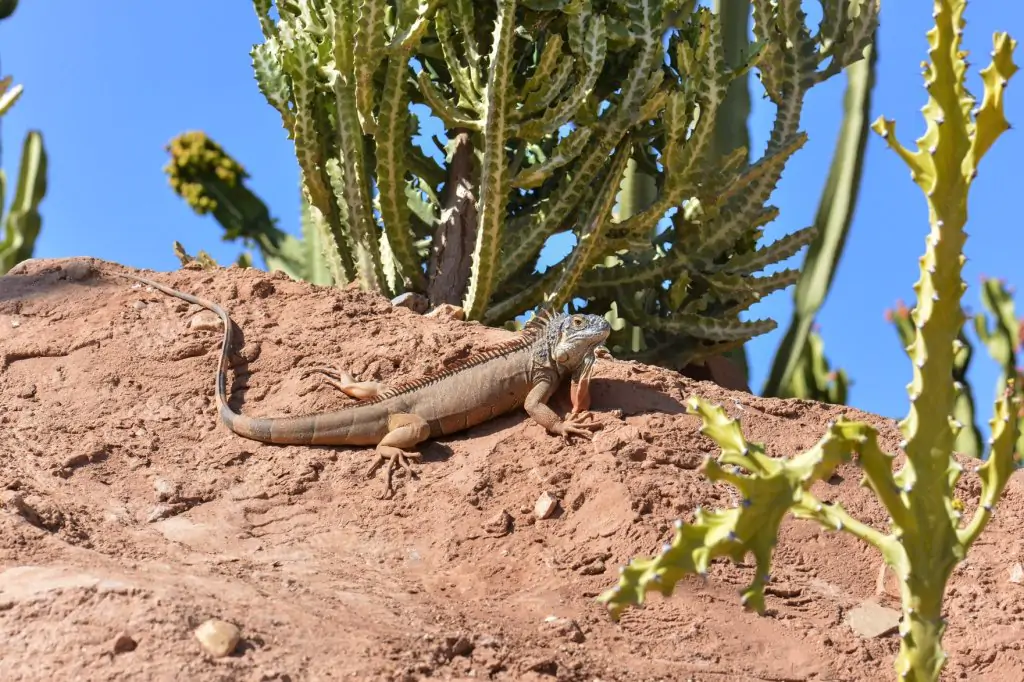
551,313,611,369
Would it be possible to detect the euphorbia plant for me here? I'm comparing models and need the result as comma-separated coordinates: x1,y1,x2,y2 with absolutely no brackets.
598,1,1019,679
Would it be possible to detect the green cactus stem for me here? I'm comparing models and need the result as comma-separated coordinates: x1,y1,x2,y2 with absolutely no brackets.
0,74,23,117
247,0,877,376
600,3,1018,680
763,31,878,402
0,130,47,275
887,300,982,459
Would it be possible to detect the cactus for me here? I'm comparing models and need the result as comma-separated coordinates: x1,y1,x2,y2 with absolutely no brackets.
244,0,877,372
0,1,48,277
974,277,1022,407
763,34,878,403
163,131,333,285
973,278,1024,464
600,3,1018,679
780,325,850,405
888,277,1024,462
0,66,47,276
0,130,47,275
887,299,982,459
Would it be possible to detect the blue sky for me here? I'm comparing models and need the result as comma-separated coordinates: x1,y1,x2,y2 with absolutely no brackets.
2,2,1022,428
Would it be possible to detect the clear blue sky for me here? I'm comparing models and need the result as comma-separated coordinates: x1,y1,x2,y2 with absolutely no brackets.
1,2,1021,428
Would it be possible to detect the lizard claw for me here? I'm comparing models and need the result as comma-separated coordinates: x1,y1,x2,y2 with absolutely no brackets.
303,365,388,401
367,446,422,499
556,417,603,441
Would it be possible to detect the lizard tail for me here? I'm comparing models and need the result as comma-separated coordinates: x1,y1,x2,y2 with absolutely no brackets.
114,271,280,443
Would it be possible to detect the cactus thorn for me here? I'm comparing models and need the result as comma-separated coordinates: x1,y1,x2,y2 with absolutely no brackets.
674,519,684,529
662,543,672,554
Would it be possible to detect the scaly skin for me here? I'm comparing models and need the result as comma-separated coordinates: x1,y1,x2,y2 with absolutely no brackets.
115,271,611,497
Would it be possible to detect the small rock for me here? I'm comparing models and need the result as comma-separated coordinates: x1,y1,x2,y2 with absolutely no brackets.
483,510,513,537
194,619,240,657
592,425,643,456
534,492,560,520
188,313,221,333
2,491,45,528
541,615,585,643
62,260,94,281
153,478,179,502
132,300,146,310
845,600,900,638
425,303,465,321
110,632,137,654
446,635,474,657
15,384,36,399
10,316,21,328
391,292,430,314
146,504,176,523
1009,563,1024,584
249,280,276,299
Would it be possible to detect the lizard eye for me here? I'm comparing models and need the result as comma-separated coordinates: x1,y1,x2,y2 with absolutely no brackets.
571,316,584,328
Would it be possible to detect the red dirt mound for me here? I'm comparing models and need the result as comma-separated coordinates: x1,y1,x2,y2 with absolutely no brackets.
2,257,1023,681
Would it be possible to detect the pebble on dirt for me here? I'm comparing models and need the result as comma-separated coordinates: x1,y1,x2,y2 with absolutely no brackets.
534,492,559,520
844,600,900,639
1009,563,1024,584
194,619,241,657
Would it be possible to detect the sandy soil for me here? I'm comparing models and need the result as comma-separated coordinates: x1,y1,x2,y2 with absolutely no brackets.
1,257,1023,681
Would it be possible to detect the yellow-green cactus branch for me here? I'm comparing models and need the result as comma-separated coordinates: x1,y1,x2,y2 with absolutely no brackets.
461,0,518,320
0,74,24,116
1,130,47,276
958,380,1019,548
374,15,430,293
433,6,482,109
546,138,634,311
888,300,983,458
601,2,1019,679
352,0,388,133
598,397,870,619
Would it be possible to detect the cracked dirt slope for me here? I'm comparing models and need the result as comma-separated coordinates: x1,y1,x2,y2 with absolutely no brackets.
1,257,1023,681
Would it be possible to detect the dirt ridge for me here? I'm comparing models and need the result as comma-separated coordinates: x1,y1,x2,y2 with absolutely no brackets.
1,257,1022,681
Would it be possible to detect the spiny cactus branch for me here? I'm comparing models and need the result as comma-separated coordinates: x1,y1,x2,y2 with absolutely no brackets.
462,0,518,319
600,3,1018,679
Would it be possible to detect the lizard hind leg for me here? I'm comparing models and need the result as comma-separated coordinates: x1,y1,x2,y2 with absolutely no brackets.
301,365,390,401
365,413,431,499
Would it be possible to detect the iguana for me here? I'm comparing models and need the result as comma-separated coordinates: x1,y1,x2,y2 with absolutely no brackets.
116,271,612,498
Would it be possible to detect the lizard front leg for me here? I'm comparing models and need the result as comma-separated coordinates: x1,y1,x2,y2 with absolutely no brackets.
365,412,430,498
524,380,603,441
302,366,390,401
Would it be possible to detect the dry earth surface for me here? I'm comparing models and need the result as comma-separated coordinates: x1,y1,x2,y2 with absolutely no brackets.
2,257,1023,681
